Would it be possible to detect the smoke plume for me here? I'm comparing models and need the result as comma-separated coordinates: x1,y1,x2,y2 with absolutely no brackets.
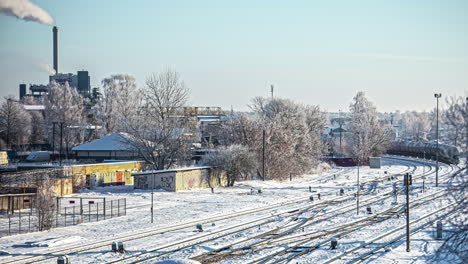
0,0,55,25
33,62,55,74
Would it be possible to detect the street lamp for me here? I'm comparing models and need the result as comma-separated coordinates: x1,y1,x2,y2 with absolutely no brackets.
465,97,468,168
434,93,442,187
356,132,360,215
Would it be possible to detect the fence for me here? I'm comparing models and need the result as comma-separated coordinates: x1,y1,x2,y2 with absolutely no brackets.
0,198,126,237
57,198,126,226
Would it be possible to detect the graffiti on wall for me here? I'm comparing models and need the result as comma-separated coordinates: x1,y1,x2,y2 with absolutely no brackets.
161,176,174,190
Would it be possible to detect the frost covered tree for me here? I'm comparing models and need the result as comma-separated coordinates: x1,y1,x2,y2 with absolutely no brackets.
124,69,193,170
21,96,47,145
0,96,31,148
443,96,467,150
400,111,431,141
29,111,47,145
226,97,326,181
45,82,86,157
36,173,57,231
347,92,390,163
95,74,141,135
201,144,256,186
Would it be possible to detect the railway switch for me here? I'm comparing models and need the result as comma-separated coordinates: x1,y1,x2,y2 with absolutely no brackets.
330,239,338,250
57,255,70,264
196,224,203,232
366,206,372,214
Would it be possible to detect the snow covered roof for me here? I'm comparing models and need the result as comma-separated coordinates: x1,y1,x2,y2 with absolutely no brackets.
132,166,212,175
72,133,137,152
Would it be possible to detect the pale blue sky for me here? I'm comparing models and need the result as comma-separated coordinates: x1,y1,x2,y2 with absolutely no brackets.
0,0,467,112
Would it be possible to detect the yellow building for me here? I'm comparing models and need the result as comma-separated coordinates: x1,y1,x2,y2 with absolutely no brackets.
69,161,145,189
0,151,8,166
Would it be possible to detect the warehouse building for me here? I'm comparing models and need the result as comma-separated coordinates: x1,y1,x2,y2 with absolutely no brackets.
132,167,226,192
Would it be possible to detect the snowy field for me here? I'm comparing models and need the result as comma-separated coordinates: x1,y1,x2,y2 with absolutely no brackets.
0,157,460,264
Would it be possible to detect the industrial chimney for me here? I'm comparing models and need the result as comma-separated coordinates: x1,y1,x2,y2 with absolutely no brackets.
53,26,58,74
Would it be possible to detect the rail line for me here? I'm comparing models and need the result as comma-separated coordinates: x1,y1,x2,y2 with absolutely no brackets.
1,157,446,264
322,204,456,264
190,190,448,264
116,163,450,263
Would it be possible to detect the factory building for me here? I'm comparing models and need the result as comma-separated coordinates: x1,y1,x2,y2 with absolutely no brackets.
19,26,93,99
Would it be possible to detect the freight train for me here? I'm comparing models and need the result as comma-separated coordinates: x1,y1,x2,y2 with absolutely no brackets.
387,141,460,165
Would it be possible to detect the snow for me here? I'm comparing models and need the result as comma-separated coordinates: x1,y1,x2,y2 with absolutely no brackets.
0,157,460,264
132,166,212,175
71,133,136,151
23,105,46,111
152,260,200,264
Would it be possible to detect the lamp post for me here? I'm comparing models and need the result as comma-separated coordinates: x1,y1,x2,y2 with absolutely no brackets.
59,122,63,167
465,97,468,168
356,132,360,215
434,93,441,187
262,129,266,181
339,110,343,154
52,122,57,162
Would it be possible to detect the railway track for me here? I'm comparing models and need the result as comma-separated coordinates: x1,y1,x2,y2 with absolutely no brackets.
106,162,451,263
189,190,449,264
322,204,456,264
1,157,450,264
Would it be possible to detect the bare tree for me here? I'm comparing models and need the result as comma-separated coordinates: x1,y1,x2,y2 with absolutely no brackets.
201,144,256,186
45,82,86,158
225,97,326,181
400,111,431,141
36,173,57,231
0,95,32,149
443,96,467,149
125,69,193,170
95,74,141,135
347,91,391,163
29,111,47,145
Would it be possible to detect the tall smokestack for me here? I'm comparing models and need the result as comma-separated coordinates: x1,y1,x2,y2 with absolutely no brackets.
53,26,58,74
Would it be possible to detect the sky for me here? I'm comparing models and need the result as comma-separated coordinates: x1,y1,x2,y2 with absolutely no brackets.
0,0,467,112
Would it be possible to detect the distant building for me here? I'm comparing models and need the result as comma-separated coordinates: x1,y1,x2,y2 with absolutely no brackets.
19,70,92,99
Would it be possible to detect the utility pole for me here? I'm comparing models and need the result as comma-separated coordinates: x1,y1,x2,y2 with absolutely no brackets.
434,93,441,187
52,122,56,162
357,157,360,215
422,151,426,193
262,129,266,181
59,122,63,166
339,110,343,153
151,172,154,223
404,173,412,252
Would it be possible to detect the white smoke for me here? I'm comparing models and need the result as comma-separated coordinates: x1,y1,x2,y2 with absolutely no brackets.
33,62,55,74
0,0,55,25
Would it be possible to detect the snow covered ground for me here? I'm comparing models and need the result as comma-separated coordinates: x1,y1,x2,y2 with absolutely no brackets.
0,157,460,264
